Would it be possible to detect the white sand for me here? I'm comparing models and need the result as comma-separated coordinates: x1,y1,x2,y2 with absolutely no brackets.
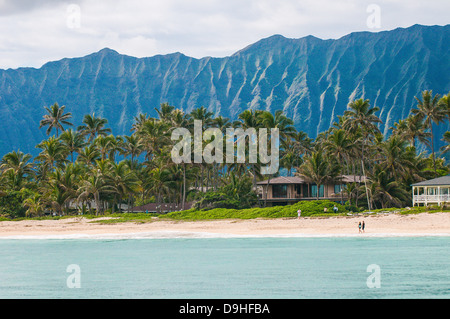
0,212,449,238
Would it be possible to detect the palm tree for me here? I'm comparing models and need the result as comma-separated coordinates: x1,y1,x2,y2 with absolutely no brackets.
322,128,353,202
411,90,446,176
391,115,431,149
233,109,264,191
44,166,79,215
107,161,140,212
35,137,68,172
77,113,112,142
167,109,194,209
296,151,340,200
39,103,73,136
439,92,450,119
23,193,44,217
440,131,450,155
343,98,382,210
280,138,300,177
379,135,416,181
292,131,313,156
119,135,144,167
77,145,101,167
323,129,352,171
189,106,215,193
190,106,214,128
0,151,34,190
94,135,117,160
220,172,258,208
147,163,171,214
57,163,82,198
165,164,185,210
0,151,33,178
343,99,382,135
367,164,410,209
78,170,114,215
59,129,86,162
156,103,175,122
258,110,296,206
258,110,297,141
212,115,231,133
137,118,170,161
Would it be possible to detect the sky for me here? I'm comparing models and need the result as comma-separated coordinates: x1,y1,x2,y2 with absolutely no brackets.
0,0,448,69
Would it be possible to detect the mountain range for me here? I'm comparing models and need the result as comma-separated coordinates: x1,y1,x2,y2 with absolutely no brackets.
0,24,449,157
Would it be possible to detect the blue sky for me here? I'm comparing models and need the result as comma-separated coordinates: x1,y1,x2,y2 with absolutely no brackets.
0,0,448,69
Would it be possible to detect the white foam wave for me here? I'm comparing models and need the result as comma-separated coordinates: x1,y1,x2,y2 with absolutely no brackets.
0,231,449,240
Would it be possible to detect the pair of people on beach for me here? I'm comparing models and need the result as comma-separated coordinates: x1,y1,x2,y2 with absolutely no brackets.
358,221,365,233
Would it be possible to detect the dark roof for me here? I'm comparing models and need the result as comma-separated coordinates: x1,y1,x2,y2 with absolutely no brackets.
411,175,450,186
257,176,306,185
257,175,366,185
339,175,367,183
131,202,193,212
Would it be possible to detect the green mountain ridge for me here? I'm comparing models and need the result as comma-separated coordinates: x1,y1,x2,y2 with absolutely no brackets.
0,24,449,156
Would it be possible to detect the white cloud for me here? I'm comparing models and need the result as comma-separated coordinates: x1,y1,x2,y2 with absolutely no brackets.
0,0,448,69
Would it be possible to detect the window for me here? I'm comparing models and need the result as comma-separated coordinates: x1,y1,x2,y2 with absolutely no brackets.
294,184,302,197
311,184,324,198
334,184,344,194
272,184,287,198
302,184,309,197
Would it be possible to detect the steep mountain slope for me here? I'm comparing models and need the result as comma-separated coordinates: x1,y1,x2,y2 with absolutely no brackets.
0,24,449,156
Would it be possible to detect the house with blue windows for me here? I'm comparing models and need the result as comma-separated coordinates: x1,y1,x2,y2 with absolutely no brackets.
411,175,450,207
256,175,366,206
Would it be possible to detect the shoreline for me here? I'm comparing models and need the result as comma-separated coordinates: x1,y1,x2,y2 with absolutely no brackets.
2,231,450,240
0,212,449,239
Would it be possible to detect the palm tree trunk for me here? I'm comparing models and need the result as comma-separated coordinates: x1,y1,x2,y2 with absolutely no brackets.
252,164,257,191
263,175,271,207
158,188,162,214
206,167,210,191
431,124,437,177
182,163,186,210
361,141,372,210
361,158,371,210
201,164,204,192
94,193,100,216
353,163,359,207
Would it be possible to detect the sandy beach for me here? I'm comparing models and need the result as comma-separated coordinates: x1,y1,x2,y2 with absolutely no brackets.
0,212,449,238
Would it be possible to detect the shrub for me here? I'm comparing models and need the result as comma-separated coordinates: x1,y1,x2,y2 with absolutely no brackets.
194,174,258,210
0,190,30,218
165,200,347,220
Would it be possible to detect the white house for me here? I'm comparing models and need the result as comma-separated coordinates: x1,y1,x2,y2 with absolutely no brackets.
412,175,450,206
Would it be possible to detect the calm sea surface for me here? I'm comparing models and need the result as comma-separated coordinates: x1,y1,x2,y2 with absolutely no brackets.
0,235,449,299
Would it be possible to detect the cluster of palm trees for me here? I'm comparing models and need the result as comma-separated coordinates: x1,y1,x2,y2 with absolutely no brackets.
0,89,449,217
298,90,450,209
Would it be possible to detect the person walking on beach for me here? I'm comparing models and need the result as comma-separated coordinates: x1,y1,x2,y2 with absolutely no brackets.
362,221,365,233
297,209,301,219
358,222,362,233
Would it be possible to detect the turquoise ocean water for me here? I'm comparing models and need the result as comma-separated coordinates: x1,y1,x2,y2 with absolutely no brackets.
0,234,449,299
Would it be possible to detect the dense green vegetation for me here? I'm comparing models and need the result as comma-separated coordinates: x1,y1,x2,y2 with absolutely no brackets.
164,200,347,220
1,90,450,219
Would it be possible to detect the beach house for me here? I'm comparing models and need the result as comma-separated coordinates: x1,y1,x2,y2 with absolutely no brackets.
256,175,366,206
411,175,450,206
